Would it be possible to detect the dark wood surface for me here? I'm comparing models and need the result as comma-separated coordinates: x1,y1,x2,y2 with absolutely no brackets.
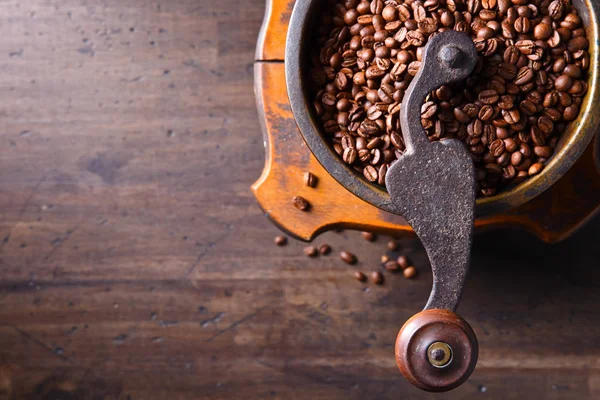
0,0,598,399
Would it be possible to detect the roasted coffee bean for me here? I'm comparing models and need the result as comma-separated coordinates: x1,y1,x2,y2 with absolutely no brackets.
502,109,520,125
489,139,505,157
514,67,534,85
534,146,552,158
378,164,388,185
502,165,516,180
292,196,310,211
498,62,518,79
361,231,376,241
304,246,318,257
421,101,438,118
511,150,523,166
498,95,515,110
515,40,535,55
554,74,573,92
363,165,378,182
564,105,579,121
397,255,410,269
528,162,544,176
479,90,499,105
340,251,357,264
319,244,332,255
502,138,519,153
530,127,545,146
534,23,552,41
343,147,357,164
384,260,400,271
387,240,399,251
274,236,287,246
304,172,318,188
538,116,554,135
354,271,367,282
503,46,520,63
403,266,417,279
372,271,384,285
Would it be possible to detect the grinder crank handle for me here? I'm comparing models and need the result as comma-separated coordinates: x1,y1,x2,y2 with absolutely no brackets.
384,31,479,392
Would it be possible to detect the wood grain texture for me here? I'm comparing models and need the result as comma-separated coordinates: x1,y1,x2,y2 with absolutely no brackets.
0,0,597,399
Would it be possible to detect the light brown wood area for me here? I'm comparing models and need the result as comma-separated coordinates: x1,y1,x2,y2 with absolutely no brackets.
0,0,598,399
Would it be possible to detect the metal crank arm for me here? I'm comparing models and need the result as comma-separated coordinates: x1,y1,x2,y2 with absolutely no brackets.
384,31,479,392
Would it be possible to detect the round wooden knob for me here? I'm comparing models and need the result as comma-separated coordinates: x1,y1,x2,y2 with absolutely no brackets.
395,309,478,392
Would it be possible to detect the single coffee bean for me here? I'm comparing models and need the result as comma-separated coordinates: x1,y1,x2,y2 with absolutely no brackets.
421,101,438,118
319,244,332,255
304,172,318,188
534,23,552,40
489,139,506,157
532,145,551,158
361,231,376,241
363,165,378,182
403,266,417,279
514,67,534,85
384,260,400,271
304,246,318,257
479,89,499,105
397,255,410,269
515,40,535,55
371,271,384,285
387,240,399,251
354,271,367,282
274,236,287,246
378,164,388,186
554,74,573,92
563,105,579,121
340,251,357,265
502,108,520,125
343,147,357,164
538,116,554,135
511,150,523,166
292,196,310,211
502,165,516,180
528,162,544,176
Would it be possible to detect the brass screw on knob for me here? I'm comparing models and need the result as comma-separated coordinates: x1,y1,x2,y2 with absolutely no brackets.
427,342,453,368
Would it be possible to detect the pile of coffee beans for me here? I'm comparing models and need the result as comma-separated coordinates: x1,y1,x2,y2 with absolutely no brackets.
310,0,589,196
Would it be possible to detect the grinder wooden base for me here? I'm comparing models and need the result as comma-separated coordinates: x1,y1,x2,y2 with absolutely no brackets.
253,0,600,242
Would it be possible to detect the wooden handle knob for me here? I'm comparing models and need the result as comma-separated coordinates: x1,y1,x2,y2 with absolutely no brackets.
395,309,478,392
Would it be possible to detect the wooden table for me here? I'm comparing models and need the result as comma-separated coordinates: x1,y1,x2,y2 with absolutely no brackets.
0,0,598,398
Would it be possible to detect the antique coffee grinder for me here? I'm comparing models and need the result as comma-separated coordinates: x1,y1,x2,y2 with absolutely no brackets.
253,0,600,392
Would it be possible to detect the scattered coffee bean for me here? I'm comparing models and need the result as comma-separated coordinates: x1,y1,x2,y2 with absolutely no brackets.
387,240,398,251
403,266,417,279
372,271,384,285
304,172,318,188
361,231,376,241
384,260,400,271
319,244,332,255
354,271,367,282
397,255,410,269
311,0,589,197
381,255,390,263
340,251,357,265
292,196,310,211
274,236,287,246
304,246,318,257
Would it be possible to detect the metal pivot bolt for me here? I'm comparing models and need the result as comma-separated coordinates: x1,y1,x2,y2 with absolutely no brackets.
384,31,479,392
